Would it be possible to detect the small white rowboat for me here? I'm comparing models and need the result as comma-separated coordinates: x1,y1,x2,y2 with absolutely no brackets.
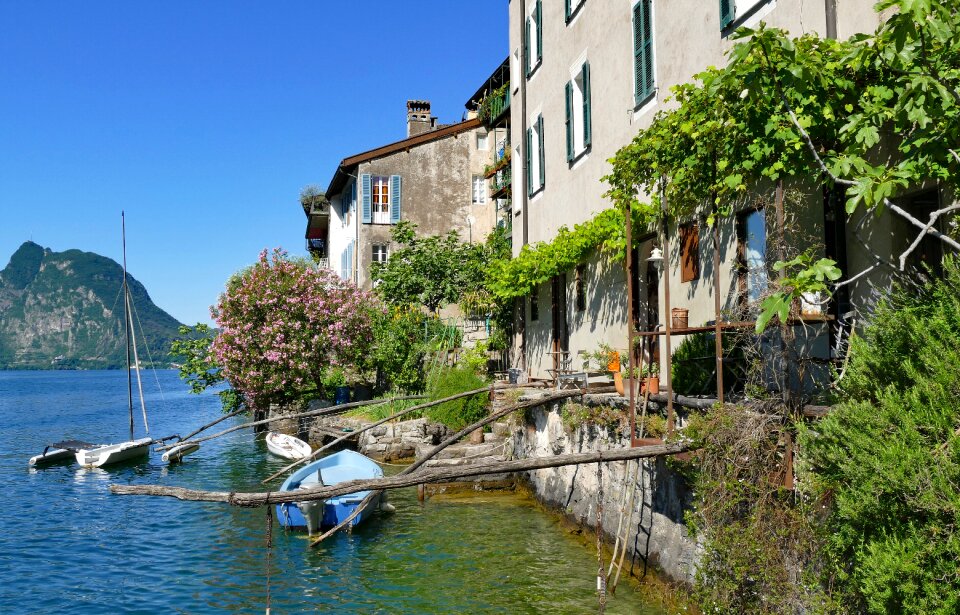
265,432,312,460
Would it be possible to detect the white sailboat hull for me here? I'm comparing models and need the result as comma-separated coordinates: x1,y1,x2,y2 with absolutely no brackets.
265,432,312,460
75,437,153,468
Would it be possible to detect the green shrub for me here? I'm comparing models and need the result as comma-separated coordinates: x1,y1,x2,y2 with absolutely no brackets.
671,331,745,396
425,367,489,430
801,256,960,613
371,307,449,394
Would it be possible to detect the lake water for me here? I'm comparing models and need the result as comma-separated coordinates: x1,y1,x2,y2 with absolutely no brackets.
0,370,664,613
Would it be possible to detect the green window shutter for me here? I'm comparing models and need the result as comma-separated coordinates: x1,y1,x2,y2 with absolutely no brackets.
565,0,571,22
720,0,735,29
524,17,531,76
633,0,654,104
389,175,401,224
537,115,545,189
565,81,574,162
582,61,592,148
535,0,542,64
360,174,372,224
526,127,533,196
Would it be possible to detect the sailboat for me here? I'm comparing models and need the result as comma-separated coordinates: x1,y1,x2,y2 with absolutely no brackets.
74,212,154,468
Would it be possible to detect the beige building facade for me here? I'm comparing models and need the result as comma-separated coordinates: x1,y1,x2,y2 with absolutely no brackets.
318,101,496,290
508,0,905,380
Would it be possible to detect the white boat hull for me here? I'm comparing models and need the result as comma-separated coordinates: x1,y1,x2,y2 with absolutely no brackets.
265,432,312,460
75,437,153,468
28,448,76,467
162,442,200,463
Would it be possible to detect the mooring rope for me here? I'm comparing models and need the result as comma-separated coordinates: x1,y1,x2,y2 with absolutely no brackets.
596,459,607,614
265,493,273,615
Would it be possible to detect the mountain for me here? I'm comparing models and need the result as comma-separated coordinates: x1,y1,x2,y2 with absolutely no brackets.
0,241,185,369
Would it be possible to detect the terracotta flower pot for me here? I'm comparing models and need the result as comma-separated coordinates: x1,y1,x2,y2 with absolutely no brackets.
613,371,625,395
641,376,660,394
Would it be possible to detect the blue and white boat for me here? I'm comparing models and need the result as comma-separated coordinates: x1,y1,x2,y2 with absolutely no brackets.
275,449,385,534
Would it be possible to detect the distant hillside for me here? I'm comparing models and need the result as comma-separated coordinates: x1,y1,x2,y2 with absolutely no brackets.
0,241,185,369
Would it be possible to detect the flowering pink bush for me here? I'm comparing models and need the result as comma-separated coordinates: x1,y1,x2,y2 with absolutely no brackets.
211,248,377,409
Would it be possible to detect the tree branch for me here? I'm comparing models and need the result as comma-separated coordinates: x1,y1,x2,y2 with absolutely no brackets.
885,199,960,255
110,442,693,506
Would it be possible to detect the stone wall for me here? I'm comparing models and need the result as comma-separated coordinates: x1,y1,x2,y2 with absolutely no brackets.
509,392,699,584
310,416,450,463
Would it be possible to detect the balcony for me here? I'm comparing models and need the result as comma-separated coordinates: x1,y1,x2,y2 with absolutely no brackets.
491,167,511,200
306,238,327,256
478,85,510,128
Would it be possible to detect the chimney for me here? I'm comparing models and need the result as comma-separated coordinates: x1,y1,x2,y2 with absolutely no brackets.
406,100,436,137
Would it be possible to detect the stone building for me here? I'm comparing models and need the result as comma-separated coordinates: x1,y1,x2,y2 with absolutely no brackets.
507,0,921,381
314,100,496,290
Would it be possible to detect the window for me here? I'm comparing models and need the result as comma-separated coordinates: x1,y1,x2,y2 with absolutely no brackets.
565,0,586,23
633,0,654,105
340,241,354,282
361,174,402,224
721,0,771,29
737,209,767,305
526,114,545,196
524,0,542,77
680,223,700,282
575,265,586,311
371,176,389,224
472,175,486,204
531,290,540,321
565,61,592,162
477,132,488,151
371,243,388,264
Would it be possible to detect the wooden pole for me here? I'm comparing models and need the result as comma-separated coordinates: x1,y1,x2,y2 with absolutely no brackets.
308,389,588,546
260,382,547,484
713,203,725,404
156,395,426,451
110,441,693,506
625,204,638,446
660,181,675,434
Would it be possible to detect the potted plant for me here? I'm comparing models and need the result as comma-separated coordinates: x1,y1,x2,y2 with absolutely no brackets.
641,362,660,394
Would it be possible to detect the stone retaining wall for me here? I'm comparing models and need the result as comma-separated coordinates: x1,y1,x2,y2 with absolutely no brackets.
507,391,699,584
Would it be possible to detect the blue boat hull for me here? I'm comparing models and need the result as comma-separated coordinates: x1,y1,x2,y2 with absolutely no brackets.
274,449,383,531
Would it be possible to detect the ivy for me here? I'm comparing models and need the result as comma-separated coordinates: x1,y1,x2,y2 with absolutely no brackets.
486,204,655,300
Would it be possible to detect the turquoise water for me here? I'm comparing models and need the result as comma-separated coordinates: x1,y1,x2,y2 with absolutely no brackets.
0,370,663,613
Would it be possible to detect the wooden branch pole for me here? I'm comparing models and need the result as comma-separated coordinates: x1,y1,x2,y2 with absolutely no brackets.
111,441,693,506
712,202,724,404
308,389,586,547
156,395,427,452
660,179,676,434
260,382,547,484
175,408,246,444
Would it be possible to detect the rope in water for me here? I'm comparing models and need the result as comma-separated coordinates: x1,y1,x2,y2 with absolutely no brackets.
596,459,607,614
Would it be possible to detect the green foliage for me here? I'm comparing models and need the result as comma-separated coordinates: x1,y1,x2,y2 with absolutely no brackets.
425,367,489,431
458,340,491,376
560,401,626,432
372,221,487,313
370,307,450,394
680,406,830,613
671,331,744,396
801,256,960,613
603,0,960,333
170,324,243,414
486,204,653,300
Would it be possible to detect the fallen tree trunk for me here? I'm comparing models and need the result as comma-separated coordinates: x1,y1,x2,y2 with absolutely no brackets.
110,441,692,506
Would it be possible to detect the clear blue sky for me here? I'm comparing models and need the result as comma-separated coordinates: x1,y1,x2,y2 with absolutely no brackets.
0,1,507,325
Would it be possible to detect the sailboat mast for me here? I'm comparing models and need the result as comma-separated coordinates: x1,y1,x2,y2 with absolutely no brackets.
122,211,134,441
126,291,149,434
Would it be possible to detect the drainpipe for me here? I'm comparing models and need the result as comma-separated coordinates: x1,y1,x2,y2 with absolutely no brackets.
824,0,838,39
519,0,530,372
